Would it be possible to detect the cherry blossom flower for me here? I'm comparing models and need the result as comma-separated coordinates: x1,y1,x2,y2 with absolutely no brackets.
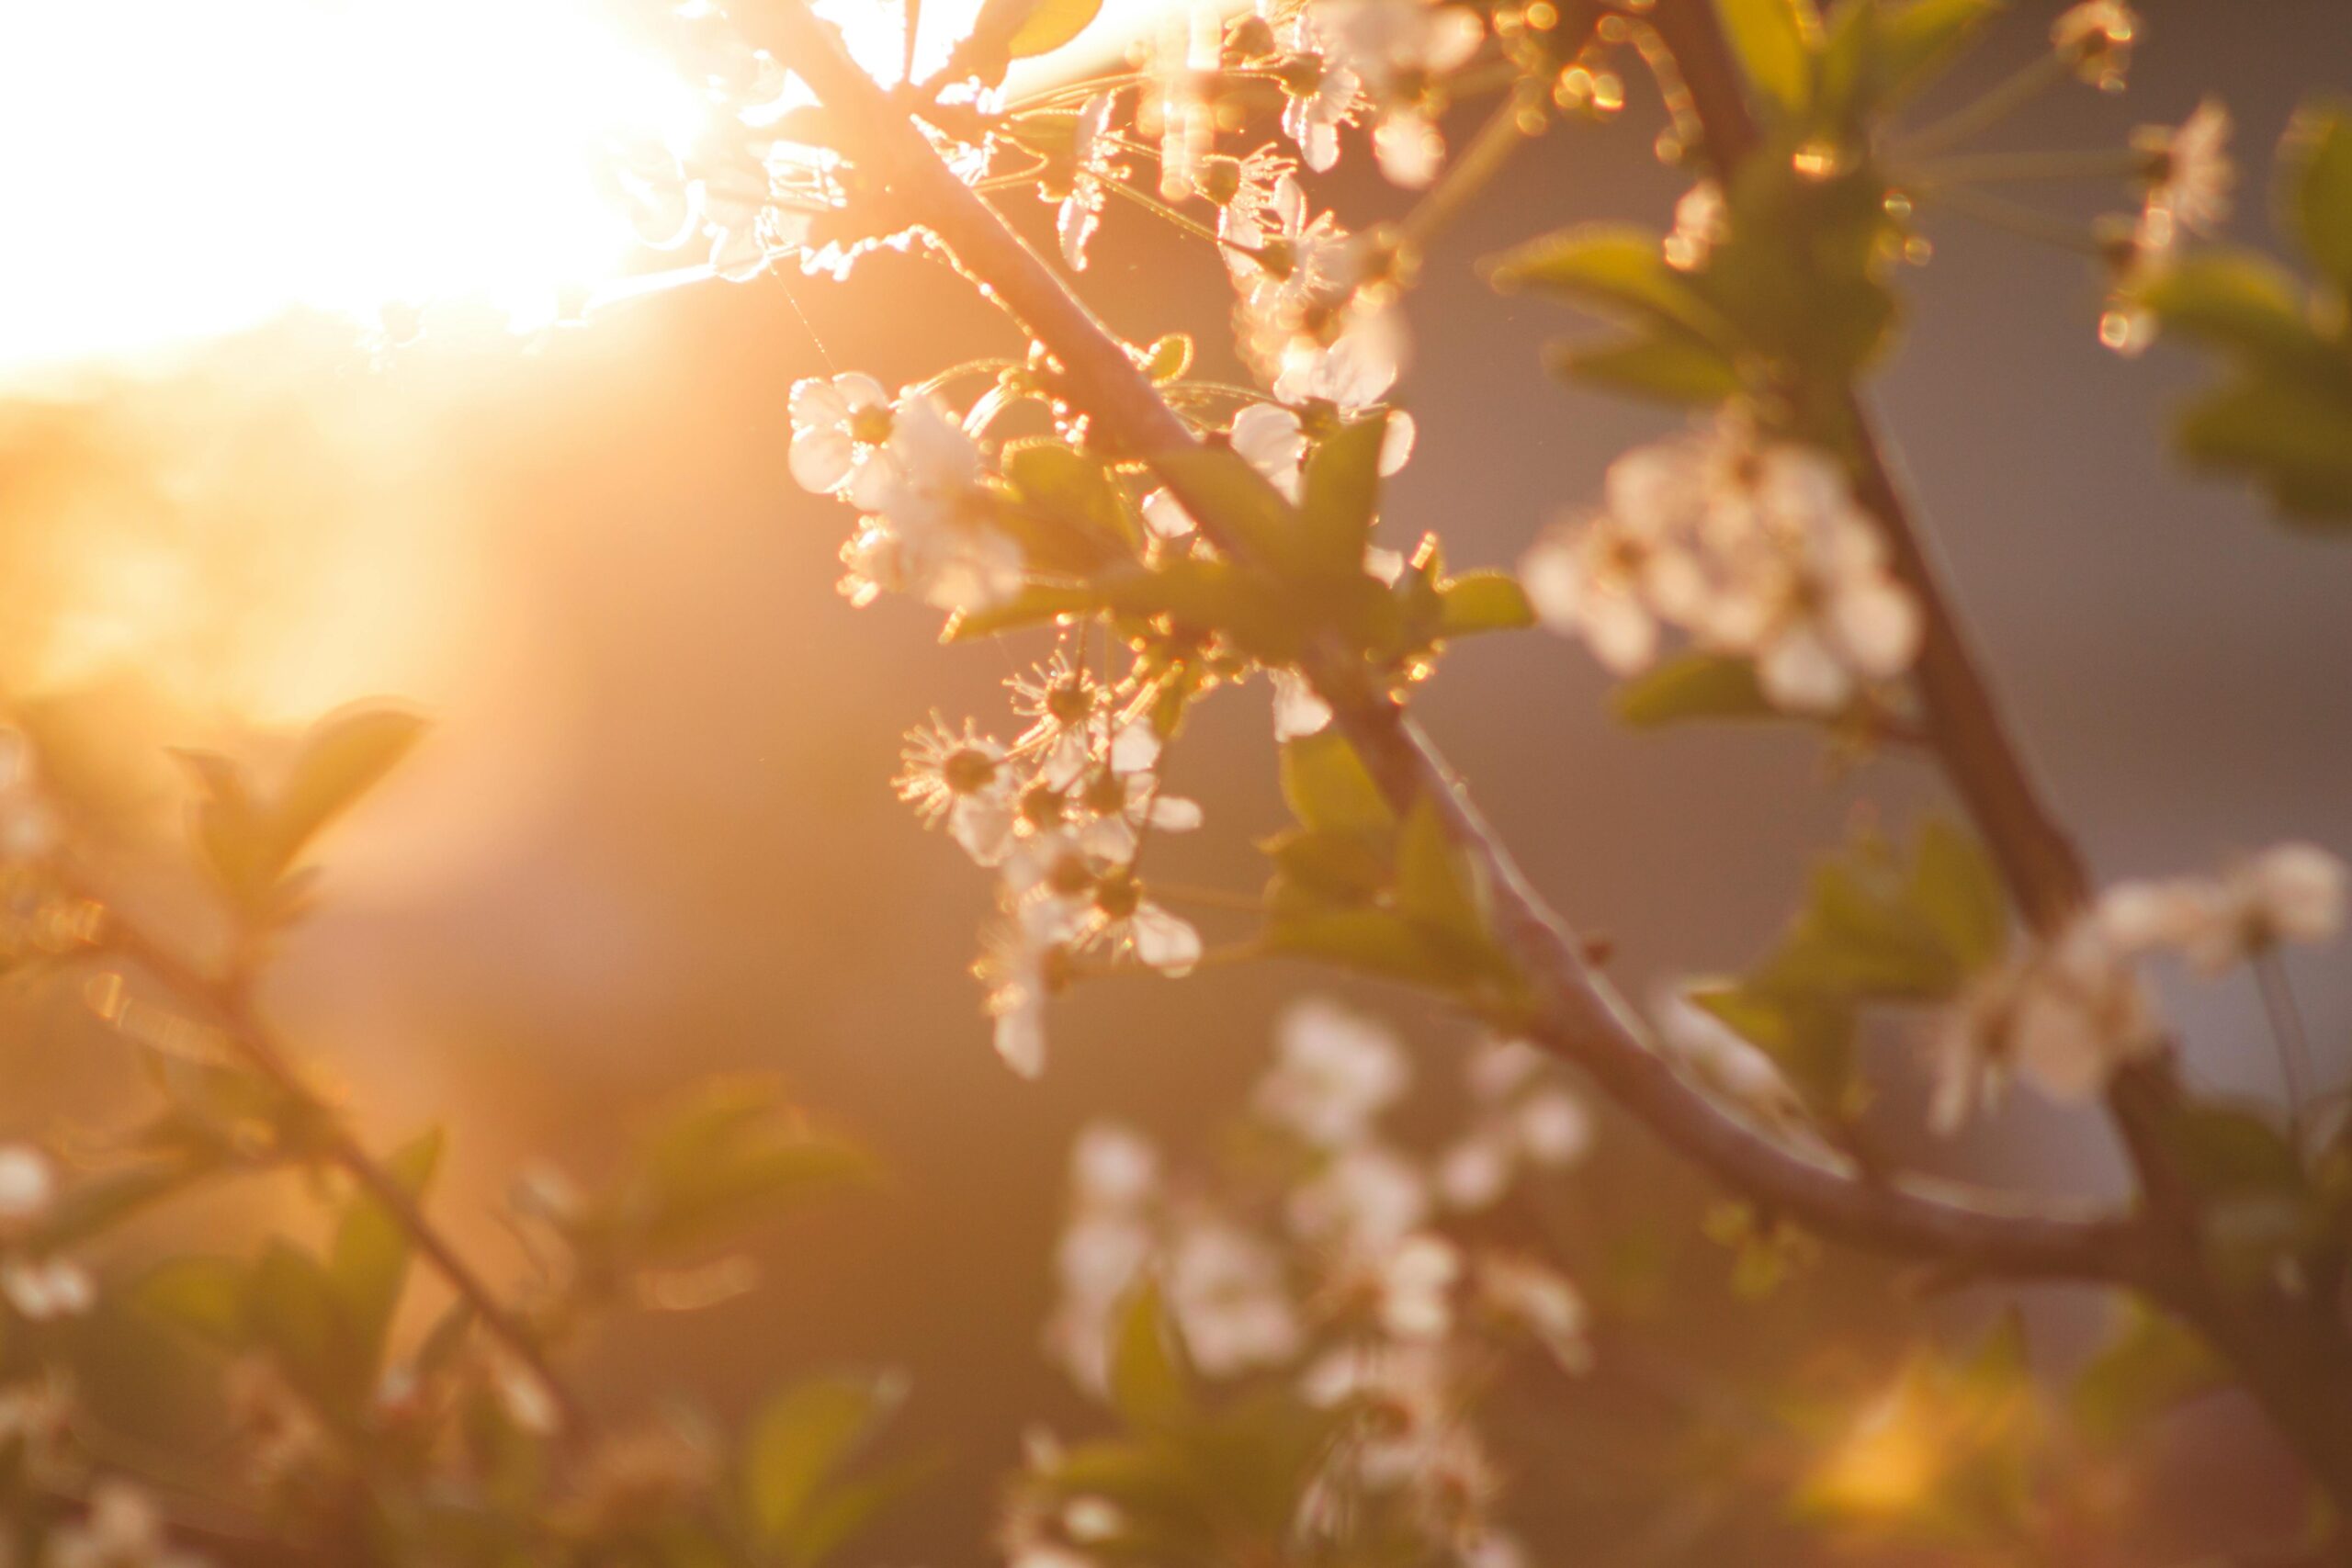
894,715,1018,864
1521,510,1678,674
2051,0,2138,91
788,372,900,505
1664,179,1728,272
1069,868,1204,975
1256,998,1411,1147
1312,0,1484,187
2098,841,2345,976
1271,293,1409,410
47,1481,208,1568
1436,1040,1589,1210
1287,1142,1431,1247
0,1144,92,1323
1071,720,1203,862
1370,1231,1461,1339
1271,669,1334,739
1275,22,1363,174
1204,146,1301,248
1045,1122,1162,1389
2136,97,2233,241
1929,916,2161,1131
1526,425,1921,711
1475,1252,1589,1372
1167,1217,1304,1373
978,917,1058,1077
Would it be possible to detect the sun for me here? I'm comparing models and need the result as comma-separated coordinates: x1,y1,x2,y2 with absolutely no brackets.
0,0,1117,383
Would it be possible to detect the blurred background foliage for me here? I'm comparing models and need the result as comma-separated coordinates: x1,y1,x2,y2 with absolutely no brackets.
0,1,2346,1560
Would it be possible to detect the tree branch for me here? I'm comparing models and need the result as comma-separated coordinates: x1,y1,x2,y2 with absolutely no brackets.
82,892,586,1437
752,0,2155,1289
1634,0,2352,1514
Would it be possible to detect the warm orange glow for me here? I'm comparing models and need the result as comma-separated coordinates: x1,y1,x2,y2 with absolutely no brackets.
0,0,1144,382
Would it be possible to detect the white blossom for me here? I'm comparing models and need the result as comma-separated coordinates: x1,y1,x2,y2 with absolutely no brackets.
787,372,899,505
46,1481,207,1568
1287,1143,1430,1247
2052,0,2138,90
1255,998,1410,1147
1166,1218,1303,1374
1436,1039,1589,1210
1929,916,2161,1131
1312,0,1483,186
2098,841,2345,976
1475,1251,1589,1372
1526,424,1921,711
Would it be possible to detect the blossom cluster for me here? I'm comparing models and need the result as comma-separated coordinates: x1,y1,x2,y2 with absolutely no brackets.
1932,842,2346,1129
892,650,1209,1077
1025,999,1591,1566
1521,420,1924,714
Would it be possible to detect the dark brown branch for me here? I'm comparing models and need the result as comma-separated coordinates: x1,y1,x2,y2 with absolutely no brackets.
1634,0,2352,1515
752,0,2154,1288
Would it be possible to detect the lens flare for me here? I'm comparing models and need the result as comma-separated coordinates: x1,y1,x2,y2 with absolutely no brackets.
0,0,1124,379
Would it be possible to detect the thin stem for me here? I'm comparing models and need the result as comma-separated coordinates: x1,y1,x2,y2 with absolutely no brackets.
1148,880,1267,915
1101,175,1227,244
81,892,586,1436
1892,48,2075,162
1064,941,1264,979
2256,950,2317,1138
1905,146,2145,186
1395,83,1549,262
1917,184,2110,256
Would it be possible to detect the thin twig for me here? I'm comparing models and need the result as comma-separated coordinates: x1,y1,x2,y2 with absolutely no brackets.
81,892,586,1436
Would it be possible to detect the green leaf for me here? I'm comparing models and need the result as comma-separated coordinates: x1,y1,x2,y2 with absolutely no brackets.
1278,732,1395,834
1713,0,1819,113
1007,0,1103,56
1107,1280,1193,1430
265,706,428,878
1690,982,1856,1109
1393,797,1486,950
1434,570,1534,637
590,1078,876,1273
2286,98,2352,295
2131,252,2324,369
329,1127,446,1377
1149,445,1297,562
944,584,1099,641
1261,827,1391,907
2072,1301,2223,1445
138,1256,251,1347
1905,818,2008,974
1001,440,1140,565
1297,413,1386,577
744,1371,907,1545
1874,0,2001,107
1487,225,1743,348
249,1240,365,1406
785,1456,935,1568
1547,331,1745,405
1264,908,1464,986
1141,333,1193,383
1611,652,1773,728
2160,1102,2303,1201
2173,372,2352,525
